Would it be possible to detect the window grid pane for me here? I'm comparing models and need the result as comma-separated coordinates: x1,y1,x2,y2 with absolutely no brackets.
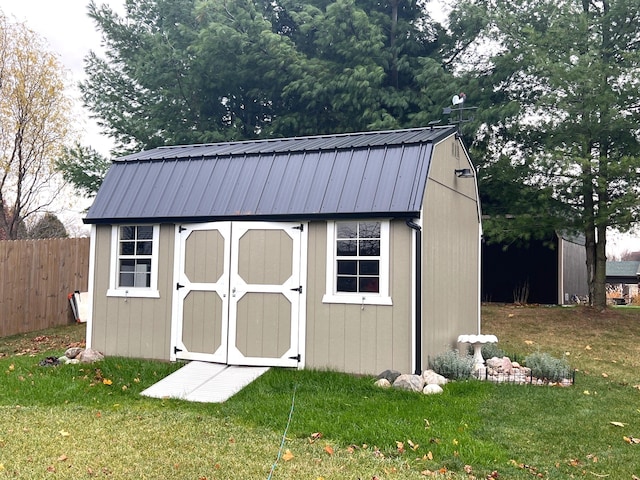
117,226,154,288
335,221,381,294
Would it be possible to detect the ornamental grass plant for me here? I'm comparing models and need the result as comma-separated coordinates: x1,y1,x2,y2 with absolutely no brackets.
0,304,639,479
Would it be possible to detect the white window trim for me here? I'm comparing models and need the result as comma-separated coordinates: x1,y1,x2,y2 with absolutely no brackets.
322,220,392,306
107,224,160,298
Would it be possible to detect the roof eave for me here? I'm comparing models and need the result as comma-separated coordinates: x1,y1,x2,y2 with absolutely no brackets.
83,211,422,225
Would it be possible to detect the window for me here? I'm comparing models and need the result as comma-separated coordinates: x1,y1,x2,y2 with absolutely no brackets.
323,220,391,305
108,225,160,298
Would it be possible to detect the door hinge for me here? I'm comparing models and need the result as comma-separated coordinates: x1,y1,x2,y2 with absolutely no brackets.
176,283,185,290
174,346,183,354
293,224,304,232
289,354,301,362
179,225,187,233
290,285,303,293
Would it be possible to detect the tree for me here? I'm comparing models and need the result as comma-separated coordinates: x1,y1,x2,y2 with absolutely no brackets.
460,0,640,307
81,0,457,152
0,13,72,240
28,212,68,239
56,143,111,198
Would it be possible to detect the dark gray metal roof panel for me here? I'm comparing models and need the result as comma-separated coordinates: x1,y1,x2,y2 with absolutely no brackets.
606,261,640,278
85,126,456,223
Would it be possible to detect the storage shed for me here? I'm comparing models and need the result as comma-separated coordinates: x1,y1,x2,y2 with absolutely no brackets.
83,126,481,375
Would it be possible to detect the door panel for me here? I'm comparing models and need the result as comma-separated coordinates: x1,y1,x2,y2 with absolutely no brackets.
173,222,302,367
228,222,301,367
174,223,231,362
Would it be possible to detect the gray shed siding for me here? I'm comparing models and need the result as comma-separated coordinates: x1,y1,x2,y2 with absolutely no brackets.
304,220,413,374
422,137,480,364
559,237,588,303
90,224,174,360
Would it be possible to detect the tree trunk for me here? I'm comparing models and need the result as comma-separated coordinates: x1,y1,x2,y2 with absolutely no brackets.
592,224,608,308
584,226,596,305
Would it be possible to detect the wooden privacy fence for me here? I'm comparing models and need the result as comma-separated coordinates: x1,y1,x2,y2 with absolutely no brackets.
0,237,90,337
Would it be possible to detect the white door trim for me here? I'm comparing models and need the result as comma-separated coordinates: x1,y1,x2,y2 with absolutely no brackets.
171,221,306,368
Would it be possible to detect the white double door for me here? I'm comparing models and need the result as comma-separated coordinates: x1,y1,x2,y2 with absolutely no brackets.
171,221,303,367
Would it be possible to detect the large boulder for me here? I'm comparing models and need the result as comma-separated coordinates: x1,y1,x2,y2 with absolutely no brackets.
393,374,424,392
64,347,84,359
422,369,448,386
77,348,104,363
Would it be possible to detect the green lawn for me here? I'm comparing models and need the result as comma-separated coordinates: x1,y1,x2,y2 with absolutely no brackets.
0,305,639,479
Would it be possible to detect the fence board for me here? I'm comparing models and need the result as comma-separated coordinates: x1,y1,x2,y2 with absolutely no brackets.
0,238,90,337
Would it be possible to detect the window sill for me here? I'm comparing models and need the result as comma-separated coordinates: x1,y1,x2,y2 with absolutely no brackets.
322,294,392,306
107,289,160,299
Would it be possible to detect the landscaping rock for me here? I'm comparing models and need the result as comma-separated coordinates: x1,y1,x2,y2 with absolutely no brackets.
38,356,60,367
487,356,513,374
374,378,391,388
77,348,104,363
393,374,424,392
422,369,448,386
65,347,83,359
377,369,402,384
423,384,444,395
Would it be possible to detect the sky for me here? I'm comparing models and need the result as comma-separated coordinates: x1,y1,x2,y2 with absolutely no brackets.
1,0,638,254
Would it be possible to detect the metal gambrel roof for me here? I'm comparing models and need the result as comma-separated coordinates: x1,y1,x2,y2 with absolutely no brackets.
84,126,457,224
606,261,640,283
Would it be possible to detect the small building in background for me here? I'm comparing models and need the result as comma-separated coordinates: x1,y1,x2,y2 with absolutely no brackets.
482,232,588,305
606,261,640,305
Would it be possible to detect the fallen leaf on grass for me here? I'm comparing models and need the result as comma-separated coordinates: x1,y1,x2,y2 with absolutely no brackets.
585,345,592,350
623,436,640,444
57,455,68,462
309,432,323,443
524,340,534,345
59,430,70,437
324,445,334,456
609,421,626,427
408,439,419,451
282,449,294,461
396,441,405,454
102,378,113,385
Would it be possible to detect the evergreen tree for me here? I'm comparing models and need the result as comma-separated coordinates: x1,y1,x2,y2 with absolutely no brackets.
80,0,457,152
460,0,640,307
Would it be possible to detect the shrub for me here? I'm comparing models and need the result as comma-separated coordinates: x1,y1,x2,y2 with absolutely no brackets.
479,342,506,360
524,352,571,382
430,350,474,380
